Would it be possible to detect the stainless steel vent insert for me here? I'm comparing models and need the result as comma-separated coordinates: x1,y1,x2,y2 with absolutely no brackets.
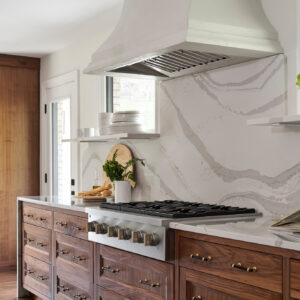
142,49,230,73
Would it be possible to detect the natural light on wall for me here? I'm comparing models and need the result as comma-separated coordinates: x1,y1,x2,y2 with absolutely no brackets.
111,77,156,131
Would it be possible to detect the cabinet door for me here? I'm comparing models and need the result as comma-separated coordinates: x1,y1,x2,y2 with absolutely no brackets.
180,267,282,300
96,286,130,300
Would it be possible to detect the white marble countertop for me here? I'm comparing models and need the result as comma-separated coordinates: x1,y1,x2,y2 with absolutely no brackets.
169,214,300,252
17,196,102,213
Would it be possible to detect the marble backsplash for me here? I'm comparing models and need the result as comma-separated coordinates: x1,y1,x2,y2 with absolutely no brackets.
81,54,300,217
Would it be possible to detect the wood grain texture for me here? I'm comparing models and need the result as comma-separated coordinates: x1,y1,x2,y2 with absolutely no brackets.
180,267,282,300
178,236,282,293
290,259,300,299
0,54,40,69
23,204,53,229
96,285,130,300
97,244,174,300
0,63,40,270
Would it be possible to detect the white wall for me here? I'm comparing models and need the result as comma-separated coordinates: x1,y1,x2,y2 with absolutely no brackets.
40,1,300,217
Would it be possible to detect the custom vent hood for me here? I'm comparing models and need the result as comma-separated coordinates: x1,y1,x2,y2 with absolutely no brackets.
84,0,283,79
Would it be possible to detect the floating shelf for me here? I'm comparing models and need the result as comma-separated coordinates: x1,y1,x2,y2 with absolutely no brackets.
247,115,300,126
62,132,160,143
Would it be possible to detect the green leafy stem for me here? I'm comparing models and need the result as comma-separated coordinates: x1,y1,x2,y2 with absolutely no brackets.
102,149,145,183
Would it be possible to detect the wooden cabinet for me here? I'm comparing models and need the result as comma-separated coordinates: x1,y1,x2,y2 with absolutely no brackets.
23,223,52,263
96,244,174,300
23,204,53,229
290,259,300,299
54,212,88,240
96,286,130,300
178,236,282,293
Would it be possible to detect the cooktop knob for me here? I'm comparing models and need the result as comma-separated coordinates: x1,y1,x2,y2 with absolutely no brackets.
144,233,160,246
95,223,108,234
118,228,131,240
107,226,119,237
86,221,97,232
131,231,144,243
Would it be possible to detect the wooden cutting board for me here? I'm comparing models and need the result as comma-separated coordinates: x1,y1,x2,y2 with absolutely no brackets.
102,144,136,189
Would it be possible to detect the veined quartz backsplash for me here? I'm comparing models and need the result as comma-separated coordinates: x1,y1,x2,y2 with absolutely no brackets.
81,54,300,217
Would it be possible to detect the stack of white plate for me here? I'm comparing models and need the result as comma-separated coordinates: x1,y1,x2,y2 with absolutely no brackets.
98,113,113,135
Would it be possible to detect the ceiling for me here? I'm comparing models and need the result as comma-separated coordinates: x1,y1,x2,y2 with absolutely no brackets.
0,0,123,58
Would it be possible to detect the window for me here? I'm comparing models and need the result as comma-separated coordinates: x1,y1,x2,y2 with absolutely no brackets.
106,76,156,131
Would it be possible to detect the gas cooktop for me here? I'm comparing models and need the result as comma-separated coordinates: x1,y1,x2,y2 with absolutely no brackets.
99,200,256,219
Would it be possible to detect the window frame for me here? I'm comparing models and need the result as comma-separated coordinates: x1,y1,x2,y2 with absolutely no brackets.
104,75,160,133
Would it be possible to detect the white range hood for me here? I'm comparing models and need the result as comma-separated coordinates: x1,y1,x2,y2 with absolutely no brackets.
84,0,283,79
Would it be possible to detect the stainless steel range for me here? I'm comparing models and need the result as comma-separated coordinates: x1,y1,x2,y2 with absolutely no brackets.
86,200,259,261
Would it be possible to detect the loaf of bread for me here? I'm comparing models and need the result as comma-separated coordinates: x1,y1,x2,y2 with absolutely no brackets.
77,184,112,197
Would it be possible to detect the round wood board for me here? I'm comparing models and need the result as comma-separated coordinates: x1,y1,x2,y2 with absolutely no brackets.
102,144,136,189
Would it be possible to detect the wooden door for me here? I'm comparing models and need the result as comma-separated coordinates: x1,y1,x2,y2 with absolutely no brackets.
0,55,40,270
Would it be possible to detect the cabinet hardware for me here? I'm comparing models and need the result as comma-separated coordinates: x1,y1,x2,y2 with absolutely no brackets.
74,294,87,300
57,285,70,292
24,213,33,218
231,262,257,272
36,242,47,247
72,225,82,231
139,279,160,287
102,266,120,273
35,217,46,222
24,269,34,274
24,237,34,243
190,253,212,262
72,255,86,261
56,221,67,227
36,275,48,281
192,297,202,300
56,249,68,255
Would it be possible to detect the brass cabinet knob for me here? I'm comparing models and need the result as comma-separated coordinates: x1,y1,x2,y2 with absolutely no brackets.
192,297,202,300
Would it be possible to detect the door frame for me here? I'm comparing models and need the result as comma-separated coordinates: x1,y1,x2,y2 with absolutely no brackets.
40,70,79,196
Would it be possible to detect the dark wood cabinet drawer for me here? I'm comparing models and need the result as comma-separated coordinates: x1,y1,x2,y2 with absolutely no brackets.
96,286,130,300
23,204,52,229
178,236,282,293
23,223,51,263
180,267,282,300
290,259,300,299
54,232,93,283
97,245,174,300
55,267,93,300
54,212,88,240
23,253,52,299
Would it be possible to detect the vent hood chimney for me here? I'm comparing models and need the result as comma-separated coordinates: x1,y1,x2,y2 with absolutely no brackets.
84,0,283,79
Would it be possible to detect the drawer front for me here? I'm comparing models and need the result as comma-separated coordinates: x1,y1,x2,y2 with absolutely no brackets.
54,212,88,240
180,267,282,300
97,245,174,300
23,253,52,299
55,268,93,300
23,204,52,229
23,223,51,263
54,232,93,282
290,259,300,299
179,236,282,293
96,286,130,300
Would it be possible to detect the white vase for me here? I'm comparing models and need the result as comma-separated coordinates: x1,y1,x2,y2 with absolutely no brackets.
114,180,131,203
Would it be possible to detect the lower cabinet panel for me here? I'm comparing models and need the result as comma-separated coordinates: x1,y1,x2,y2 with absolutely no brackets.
54,267,93,300
180,267,282,300
23,253,52,299
96,285,130,300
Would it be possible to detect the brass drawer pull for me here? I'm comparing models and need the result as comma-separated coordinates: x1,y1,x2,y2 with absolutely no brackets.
57,285,70,292
36,242,47,247
56,249,68,255
24,213,33,218
139,279,160,288
36,275,48,281
73,255,86,261
35,217,46,222
56,221,67,227
74,295,87,300
190,253,212,262
231,262,257,272
24,269,34,274
102,266,119,273
72,225,82,231
192,297,202,300
24,237,34,243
